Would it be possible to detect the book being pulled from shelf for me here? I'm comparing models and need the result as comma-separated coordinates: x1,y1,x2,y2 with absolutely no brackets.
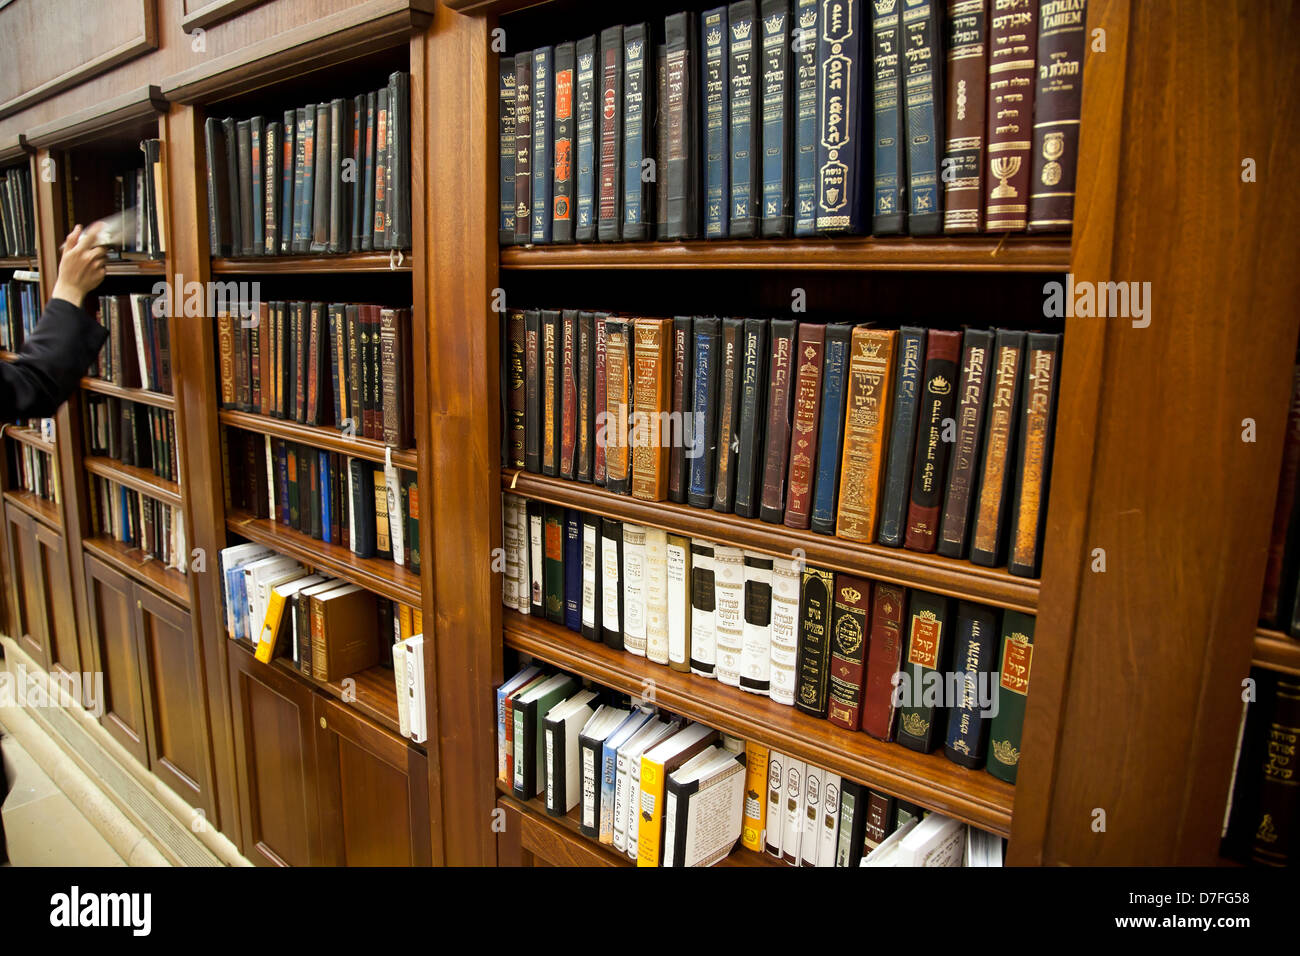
89,474,186,572
88,293,173,394
0,279,40,352
0,161,36,258
82,394,178,482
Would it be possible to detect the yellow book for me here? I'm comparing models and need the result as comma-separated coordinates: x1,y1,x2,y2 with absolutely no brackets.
398,604,414,642
413,608,423,634
741,742,768,851
636,723,718,867
254,574,323,663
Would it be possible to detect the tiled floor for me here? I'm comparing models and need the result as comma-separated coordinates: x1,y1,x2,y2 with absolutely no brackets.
1,730,126,866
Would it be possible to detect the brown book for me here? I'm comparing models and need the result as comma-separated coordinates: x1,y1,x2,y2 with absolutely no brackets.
970,330,1026,565
983,0,1038,230
367,305,384,440
292,301,308,423
506,310,527,469
380,307,411,448
306,303,324,425
217,311,236,407
1261,365,1300,622
374,467,391,558
1007,332,1061,577
593,316,609,485
760,319,799,524
542,310,560,476
836,328,898,543
631,317,673,501
942,0,989,233
560,309,579,479
346,304,363,434
826,574,874,731
604,318,633,494
1027,0,1087,232
784,323,826,530
310,583,380,682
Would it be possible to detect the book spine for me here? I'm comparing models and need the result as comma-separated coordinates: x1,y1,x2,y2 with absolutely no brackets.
581,516,603,639
712,546,745,685
937,329,994,557
835,328,897,543
669,316,693,503
794,566,834,716
984,0,1038,230
311,104,331,252
871,0,907,234
630,317,672,501
688,317,722,509
543,506,565,623
702,6,731,238
943,602,1000,768
575,37,598,242
604,319,632,494
903,0,944,235
565,509,583,631
1250,675,1300,866
826,574,872,729
327,100,344,253
597,27,624,241
542,311,560,476
878,327,926,545
655,46,669,239
759,318,797,522
689,542,717,675
904,329,963,551
623,524,647,654
741,743,768,850
732,317,769,518
621,24,652,241
1007,331,1061,577
532,47,554,244
514,53,533,246
942,0,989,233
663,12,698,239
970,330,1026,566
860,581,906,739
553,42,576,243
792,0,818,236
593,316,608,484
499,57,517,244
601,516,625,647
577,312,596,482
764,751,784,856
712,317,743,512
815,0,866,234
984,611,1032,781
759,0,792,237
349,95,365,252
727,1,760,237
524,311,541,472
810,324,852,533
896,589,953,752
560,310,579,479
506,312,527,468
769,557,801,705
1027,0,1087,232
783,323,825,529
666,533,692,671
740,553,773,694
644,528,670,663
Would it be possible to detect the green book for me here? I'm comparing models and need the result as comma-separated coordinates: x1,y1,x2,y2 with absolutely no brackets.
511,672,578,799
986,610,1035,784
895,589,953,754
544,504,565,624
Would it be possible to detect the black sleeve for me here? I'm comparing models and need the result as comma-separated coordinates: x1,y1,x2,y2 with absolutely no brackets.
0,298,108,421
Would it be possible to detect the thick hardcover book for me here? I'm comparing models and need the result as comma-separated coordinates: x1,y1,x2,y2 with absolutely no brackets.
264,121,281,254
250,117,266,254
792,0,818,236
601,517,625,647
524,310,542,472
986,609,1033,782
810,323,853,534
575,37,598,241
663,12,699,239
560,309,579,479
552,42,576,243
759,0,793,237
531,47,554,244
984,0,1038,230
380,308,411,447
204,118,233,256
1262,365,1300,623
541,310,562,476
878,326,927,546
499,57,517,244
597,27,624,241
310,103,331,253
1007,331,1062,577
826,574,873,730
871,0,906,234
669,316,694,504
896,589,953,753
507,311,527,468
733,317,769,518
514,52,534,245
656,46,668,238
387,71,411,249
793,565,835,716
543,505,565,624
860,582,906,739
713,317,744,512
1028,0,1087,231
688,317,722,509
783,322,825,529
577,311,597,482
289,108,310,252
593,314,609,484
349,95,366,252
236,120,254,257
623,524,648,655
740,554,774,693
701,6,731,238
565,509,583,631
327,99,346,253
349,459,377,557
836,328,897,543
943,601,999,767
727,1,760,237
221,117,244,254
667,534,693,672
942,0,989,232
1250,675,1300,866
902,0,945,235
689,541,717,675
631,317,673,501
604,318,633,494
818,0,869,229
713,546,746,685
581,513,604,639
970,329,1026,566
937,328,994,557
759,318,798,523
361,93,377,250
622,23,653,241
527,501,544,614
904,328,963,551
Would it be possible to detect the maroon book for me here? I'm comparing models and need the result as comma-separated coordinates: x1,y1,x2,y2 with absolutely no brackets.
860,582,907,741
759,319,799,524
826,574,874,732
784,324,826,530
904,329,963,552
593,314,609,485
560,310,579,479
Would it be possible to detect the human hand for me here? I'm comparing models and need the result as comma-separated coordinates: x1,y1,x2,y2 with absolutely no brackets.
50,224,109,308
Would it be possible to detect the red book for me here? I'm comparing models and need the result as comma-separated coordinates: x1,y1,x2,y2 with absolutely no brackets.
784,323,826,529
904,329,963,551
860,582,907,740
826,574,874,731
561,310,579,479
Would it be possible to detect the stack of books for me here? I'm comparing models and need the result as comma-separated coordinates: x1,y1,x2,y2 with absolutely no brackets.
0,278,40,351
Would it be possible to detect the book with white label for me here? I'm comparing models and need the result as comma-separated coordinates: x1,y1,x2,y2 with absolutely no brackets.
768,556,801,705
529,503,545,615
601,517,624,647
581,513,602,639
643,528,670,664
782,756,806,865
689,540,717,676
601,709,653,843
816,772,842,867
503,493,525,612
666,533,692,671
662,744,747,867
578,705,630,838
740,552,773,694
511,672,578,799
799,762,823,866
622,523,648,655
544,688,599,815
765,749,785,858
637,722,721,867
712,545,745,685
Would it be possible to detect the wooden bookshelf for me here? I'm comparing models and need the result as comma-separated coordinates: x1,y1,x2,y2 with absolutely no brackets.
0,257,38,269
4,426,56,455
80,377,176,409
211,252,414,274
82,534,189,607
3,488,61,528
103,256,166,276
83,456,182,508
1254,627,1300,677
0,349,17,362
220,409,418,469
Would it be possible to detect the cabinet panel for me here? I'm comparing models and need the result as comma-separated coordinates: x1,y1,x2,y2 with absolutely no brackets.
84,554,148,765
34,520,79,675
5,506,46,667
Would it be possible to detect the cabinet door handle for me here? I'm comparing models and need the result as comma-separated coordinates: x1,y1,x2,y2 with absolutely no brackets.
319,717,327,730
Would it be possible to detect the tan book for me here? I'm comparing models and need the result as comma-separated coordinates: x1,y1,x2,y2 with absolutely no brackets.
631,317,673,501
604,319,633,494
309,583,380,681
836,328,898,543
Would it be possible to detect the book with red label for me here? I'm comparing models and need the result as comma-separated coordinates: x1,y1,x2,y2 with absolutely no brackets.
904,329,963,551
986,609,1034,783
860,582,907,741
983,0,1037,230
759,319,798,524
1007,331,1062,577
560,309,579,480
826,574,873,731
784,323,826,530
836,328,897,543
896,589,954,753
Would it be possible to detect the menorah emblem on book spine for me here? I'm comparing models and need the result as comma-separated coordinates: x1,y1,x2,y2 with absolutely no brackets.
990,155,1021,198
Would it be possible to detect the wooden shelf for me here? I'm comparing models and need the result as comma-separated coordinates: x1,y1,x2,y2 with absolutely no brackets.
103,256,166,276
499,236,1071,272
219,409,417,469
1254,627,1300,676
503,609,1015,837
4,426,56,455
0,349,17,362
81,377,176,409
226,509,421,605
211,252,413,274
83,535,190,607
0,257,37,269
503,470,1038,614
3,489,61,529
83,457,182,508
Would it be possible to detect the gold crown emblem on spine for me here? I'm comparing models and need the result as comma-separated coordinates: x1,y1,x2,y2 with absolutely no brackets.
707,28,722,46
991,738,1020,766
930,374,950,394
627,41,643,60
863,342,881,358
900,711,929,737
799,9,816,29
874,0,897,16
841,586,862,604
764,13,784,33
578,54,592,70
732,19,753,41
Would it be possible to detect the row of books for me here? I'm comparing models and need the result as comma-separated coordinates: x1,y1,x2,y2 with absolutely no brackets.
89,475,186,571
1221,668,1298,868
1259,360,1300,635
88,293,174,395
8,443,57,503
0,163,35,257
0,279,39,352
503,311,1060,575
106,140,166,258
497,0,1085,245
203,71,412,258
217,301,413,448
82,395,178,483
225,431,421,574
502,494,1032,780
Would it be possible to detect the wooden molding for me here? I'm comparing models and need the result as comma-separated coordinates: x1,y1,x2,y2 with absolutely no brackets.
24,85,166,150
442,0,556,13
180,0,267,34
0,135,32,165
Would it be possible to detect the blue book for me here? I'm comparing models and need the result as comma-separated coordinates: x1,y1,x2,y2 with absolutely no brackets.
531,46,554,244
727,1,759,237
943,601,999,768
902,0,943,234
688,317,722,508
877,326,927,546
701,7,730,238
499,56,516,244
564,508,583,631
871,0,906,233
575,36,598,241
792,0,819,235
815,0,867,233
319,452,332,544
759,0,792,237
809,323,853,534
621,23,652,241
599,709,653,842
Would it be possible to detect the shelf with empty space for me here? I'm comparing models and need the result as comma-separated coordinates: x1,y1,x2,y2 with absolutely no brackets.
80,377,176,409
4,426,56,455
104,256,166,276
219,409,417,469
503,610,1015,836
211,252,413,274
83,457,182,508
83,534,189,606
1255,627,1300,676
3,489,61,529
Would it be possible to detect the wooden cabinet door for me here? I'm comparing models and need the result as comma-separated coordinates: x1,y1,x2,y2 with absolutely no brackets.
313,695,432,866
227,647,320,867
33,519,79,676
84,554,149,765
134,586,213,819
5,506,47,668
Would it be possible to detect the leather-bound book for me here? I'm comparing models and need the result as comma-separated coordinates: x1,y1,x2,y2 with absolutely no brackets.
597,27,624,242
871,0,906,234
969,329,1026,566
291,301,308,422
604,318,633,495
621,23,654,241
382,307,412,446
943,601,999,768
506,311,527,469
307,303,330,426
903,0,945,235
1251,675,1300,867
235,120,254,256
792,0,818,237
942,0,989,233
656,42,670,238
810,323,854,534
327,99,346,253
983,0,1037,230
217,311,236,406
688,317,722,509
541,309,561,477
523,310,542,473
328,304,345,426
514,51,533,246
689,540,718,676
727,1,760,238
499,57,517,244
601,516,625,648
348,97,364,252
359,95,375,252
896,589,954,753
221,116,244,253
577,311,597,482
1260,364,1300,624
310,584,379,682
794,565,835,717
203,118,233,256
310,103,331,253
388,71,412,250
826,574,873,730
863,790,899,858
564,509,583,631
733,317,770,518
817,0,867,233
905,328,963,551
669,316,694,503
560,309,579,479
835,327,897,543
552,42,576,244
531,46,553,245
1007,331,1062,577
593,313,609,484
938,328,994,557
543,504,565,624
631,317,673,501
701,6,731,238
986,609,1033,783
349,458,377,557
878,326,927,546
345,304,362,429
784,322,825,529
1028,0,1087,232
759,0,792,237
860,582,906,740
759,318,798,523
575,36,598,242
713,317,744,512
663,11,699,239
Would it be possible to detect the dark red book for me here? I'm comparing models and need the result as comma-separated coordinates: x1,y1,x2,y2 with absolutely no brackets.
784,323,826,530
905,329,963,551
759,318,798,523
860,582,907,740
561,309,579,479
826,574,874,731
593,314,609,485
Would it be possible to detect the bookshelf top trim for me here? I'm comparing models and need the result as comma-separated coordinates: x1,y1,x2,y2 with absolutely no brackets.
24,85,166,151
211,252,413,274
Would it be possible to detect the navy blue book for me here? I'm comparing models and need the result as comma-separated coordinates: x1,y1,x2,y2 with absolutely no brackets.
688,317,722,509
792,0,818,236
622,23,653,241
733,317,769,519
943,601,999,769
877,326,927,546
565,508,583,631
759,0,792,237
499,57,516,244
727,1,760,238
531,46,554,244
809,323,853,534
815,0,868,233
902,0,944,235
575,36,598,242
871,0,906,234
319,452,331,544
701,7,730,238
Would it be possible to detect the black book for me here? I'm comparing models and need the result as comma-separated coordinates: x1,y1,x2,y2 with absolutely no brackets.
713,316,744,512
250,115,265,255
577,311,597,482
513,51,533,246
836,780,869,867
878,326,927,547
350,95,368,252
541,309,562,476
293,107,313,254
552,42,576,244
264,121,281,255
895,589,954,754
871,0,906,235
280,109,296,254
580,512,603,640
669,316,694,504
903,0,944,236
816,0,867,233
732,317,768,518
524,309,542,473
701,5,730,239
531,46,554,245
663,11,699,239
600,516,625,649
621,22,653,242
389,71,411,249
687,316,721,510
794,565,834,717
597,26,624,242
372,88,389,250
361,91,377,251
310,103,331,253
203,118,233,256
759,0,792,237
574,36,598,242
221,117,242,256
942,601,999,769
235,120,254,257
328,98,346,253
727,1,760,238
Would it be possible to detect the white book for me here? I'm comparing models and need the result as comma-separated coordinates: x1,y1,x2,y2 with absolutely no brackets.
666,536,691,669
544,689,599,814
689,540,716,677
662,745,746,867
712,545,745,686
581,515,600,630
219,544,271,637
765,750,785,858
242,556,300,641
860,816,919,866
870,812,965,867
782,757,806,865
643,528,670,664
128,293,151,390
799,763,823,866
579,706,628,835
739,552,773,695
404,635,426,743
625,719,683,860
384,458,405,569
816,772,842,867
502,494,524,611
965,826,1005,867
622,523,647,655
393,640,410,738
264,436,275,519
529,507,544,612
768,556,801,706
612,717,673,852
601,523,621,638
496,665,542,781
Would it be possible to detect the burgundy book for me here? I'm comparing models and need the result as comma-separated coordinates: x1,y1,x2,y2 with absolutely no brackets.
861,582,907,740
942,0,989,233
668,317,691,504
784,323,826,530
905,329,963,551
759,318,799,523
826,574,874,731
561,309,579,479
593,314,609,485
983,0,1038,230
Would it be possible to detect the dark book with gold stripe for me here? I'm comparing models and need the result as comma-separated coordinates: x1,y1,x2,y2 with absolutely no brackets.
1007,331,1062,577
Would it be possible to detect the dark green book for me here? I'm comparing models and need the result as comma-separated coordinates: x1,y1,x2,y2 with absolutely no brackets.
895,589,953,754
544,504,566,624
986,610,1034,783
